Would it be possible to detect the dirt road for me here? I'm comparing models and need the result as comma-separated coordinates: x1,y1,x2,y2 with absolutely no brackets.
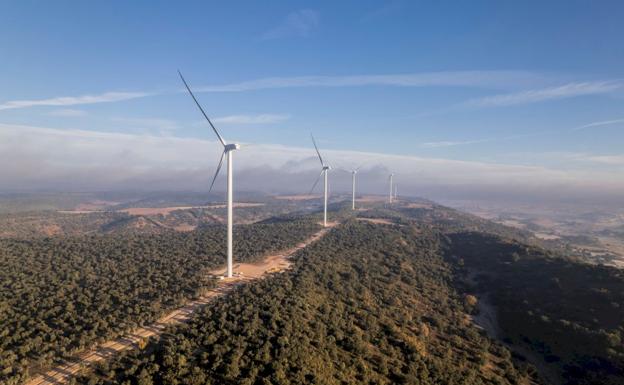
24,223,336,385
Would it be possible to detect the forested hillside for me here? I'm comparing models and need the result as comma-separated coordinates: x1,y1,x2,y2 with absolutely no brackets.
77,221,531,385
0,219,320,385
447,232,624,385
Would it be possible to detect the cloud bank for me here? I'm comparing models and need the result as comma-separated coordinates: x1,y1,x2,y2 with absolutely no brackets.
1,123,623,205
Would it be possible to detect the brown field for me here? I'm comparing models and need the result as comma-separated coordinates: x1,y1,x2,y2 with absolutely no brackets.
357,218,394,225
405,202,433,209
24,223,336,385
273,194,319,201
357,195,387,202
57,210,105,214
119,203,264,216
74,200,120,211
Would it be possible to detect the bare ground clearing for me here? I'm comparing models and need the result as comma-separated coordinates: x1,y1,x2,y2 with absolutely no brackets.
357,218,395,225
273,194,319,201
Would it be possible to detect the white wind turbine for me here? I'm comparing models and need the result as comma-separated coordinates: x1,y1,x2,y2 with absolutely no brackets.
337,163,366,210
178,70,239,278
309,134,331,227
388,173,394,204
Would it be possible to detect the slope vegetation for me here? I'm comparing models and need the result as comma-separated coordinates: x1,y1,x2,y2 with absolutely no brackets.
77,221,529,385
447,231,624,385
0,219,320,385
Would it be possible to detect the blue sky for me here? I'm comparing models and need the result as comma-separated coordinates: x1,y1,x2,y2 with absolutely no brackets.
1,1,623,200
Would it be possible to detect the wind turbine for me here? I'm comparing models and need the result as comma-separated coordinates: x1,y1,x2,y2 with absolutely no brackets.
178,70,239,278
309,134,330,227
388,173,394,204
339,163,366,210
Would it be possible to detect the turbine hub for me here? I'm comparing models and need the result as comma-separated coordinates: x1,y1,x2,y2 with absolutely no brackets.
225,143,240,151
323,166,331,170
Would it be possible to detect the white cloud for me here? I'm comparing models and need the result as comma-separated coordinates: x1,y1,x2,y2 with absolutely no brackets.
420,139,487,148
213,114,290,125
465,81,622,107
0,91,152,111
111,117,180,132
48,108,88,117
1,123,622,204
262,9,320,40
572,154,624,165
195,71,547,93
360,0,404,22
574,118,624,131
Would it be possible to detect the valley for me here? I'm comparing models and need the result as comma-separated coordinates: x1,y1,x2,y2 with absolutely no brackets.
444,200,624,268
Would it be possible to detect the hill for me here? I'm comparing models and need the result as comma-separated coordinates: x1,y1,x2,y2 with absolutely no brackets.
0,217,320,384
2,200,623,385
76,220,531,385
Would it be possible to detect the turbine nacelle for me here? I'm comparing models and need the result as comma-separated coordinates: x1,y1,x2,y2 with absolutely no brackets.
225,143,240,152
323,166,331,171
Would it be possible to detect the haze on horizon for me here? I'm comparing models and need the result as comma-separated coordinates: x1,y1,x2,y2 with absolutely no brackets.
1,1,623,206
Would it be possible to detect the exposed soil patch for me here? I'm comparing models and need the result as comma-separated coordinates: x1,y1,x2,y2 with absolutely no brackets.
357,218,394,225
273,195,318,201
405,202,433,209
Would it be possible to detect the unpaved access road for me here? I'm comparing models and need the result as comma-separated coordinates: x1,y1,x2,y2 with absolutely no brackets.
25,223,336,385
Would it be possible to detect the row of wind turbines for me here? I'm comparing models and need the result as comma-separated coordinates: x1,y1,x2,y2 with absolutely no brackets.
178,71,398,278
308,134,397,225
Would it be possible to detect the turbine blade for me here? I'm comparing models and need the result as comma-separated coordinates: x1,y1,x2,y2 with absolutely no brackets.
308,169,324,195
310,133,324,166
178,70,227,147
208,151,226,194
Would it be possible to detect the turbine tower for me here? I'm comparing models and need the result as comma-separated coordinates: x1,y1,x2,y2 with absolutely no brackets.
179,71,239,278
309,134,330,227
345,163,366,210
351,169,356,210
388,173,394,204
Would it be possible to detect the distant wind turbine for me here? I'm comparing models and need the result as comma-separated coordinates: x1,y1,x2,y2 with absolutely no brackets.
337,163,367,210
309,134,331,227
178,70,239,278
388,173,394,204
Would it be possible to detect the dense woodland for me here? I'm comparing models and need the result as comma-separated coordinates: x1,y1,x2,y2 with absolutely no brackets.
447,231,624,385
0,219,320,384
2,200,624,385
77,221,531,385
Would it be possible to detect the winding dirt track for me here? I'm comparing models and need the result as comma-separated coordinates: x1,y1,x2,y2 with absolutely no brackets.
25,223,336,385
